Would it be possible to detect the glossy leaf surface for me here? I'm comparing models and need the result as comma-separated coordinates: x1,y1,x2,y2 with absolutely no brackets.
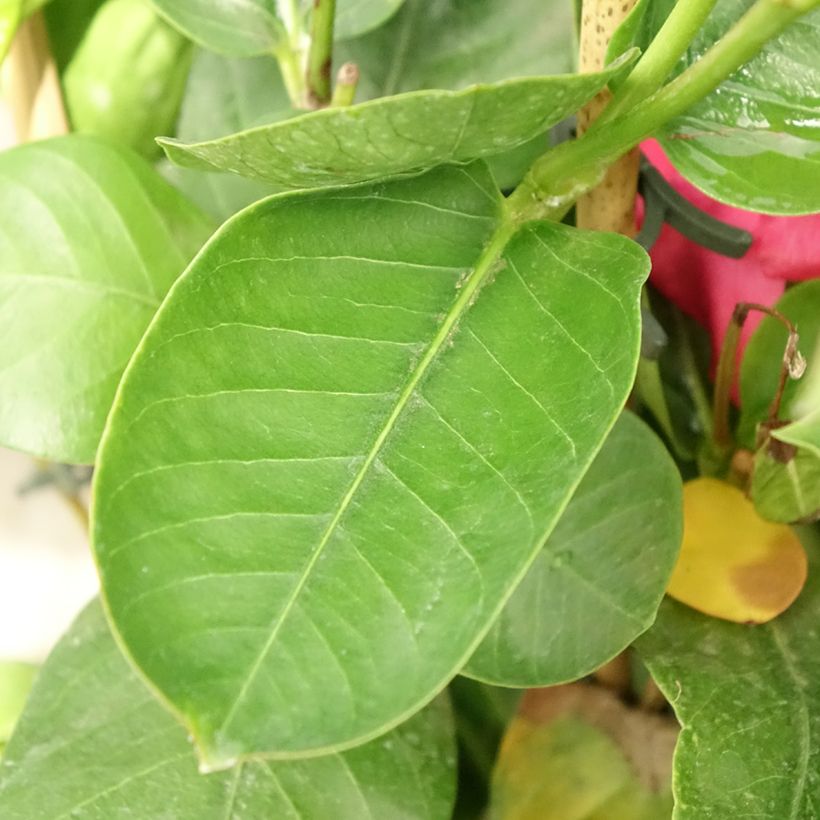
638,528,820,819
0,601,456,819
92,163,648,764
738,280,820,447
0,135,212,463
613,0,820,213
466,412,682,687
158,54,635,189
489,684,675,819
338,0,575,95
161,49,288,221
667,478,807,623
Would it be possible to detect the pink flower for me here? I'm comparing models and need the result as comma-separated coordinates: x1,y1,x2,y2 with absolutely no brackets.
643,140,820,394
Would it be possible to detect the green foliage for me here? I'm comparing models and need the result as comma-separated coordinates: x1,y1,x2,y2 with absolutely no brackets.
0,135,212,463
149,0,286,57
159,49,288,220
0,0,21,62
638,527,820,818
158,52,636,190
751,443,820,522
611,0,820,214
466,412,682,687
149,0,407,57
739,280,820,445
0,662,35,755
488,685,675,819
64,0,193,157
338,0,575,95
92,162,647,765
0,601,457,818
1,0,820,816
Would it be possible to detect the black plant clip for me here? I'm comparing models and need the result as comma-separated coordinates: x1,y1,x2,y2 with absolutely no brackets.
636,155,754,257
636,154,754,360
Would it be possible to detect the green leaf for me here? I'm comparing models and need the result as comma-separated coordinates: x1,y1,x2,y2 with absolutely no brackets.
612,0,820,214
0,135,212,463
161,49,289,221
0,601,457,818
43,0,105,71
0,662,35,754
334,0,406,40
738,280,820,447
92,162,648,765
488,684,675,819
158,52,636,189
0,1,21,63
465,412,682,687
148,0,407,57
149,0,286,57
337,0,576,95
64,0,193,158
336,0,576,191
774,409,820,458
637,526,820,819
750,440,820,523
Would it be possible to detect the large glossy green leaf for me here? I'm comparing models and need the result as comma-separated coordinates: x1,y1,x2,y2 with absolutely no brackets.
0,135,212,463
637,526,820,819
738,280,820,448
0,601,457,818
465,412,682,687
158,53,636,189
161,49,288,221
611,0,820,213
92,162,648,765
337,0,575,96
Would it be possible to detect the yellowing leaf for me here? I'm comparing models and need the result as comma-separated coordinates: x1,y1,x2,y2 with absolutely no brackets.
489,684,675,820
667,478,807,623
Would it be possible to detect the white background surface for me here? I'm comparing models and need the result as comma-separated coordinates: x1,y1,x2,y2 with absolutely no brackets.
0,447,97,662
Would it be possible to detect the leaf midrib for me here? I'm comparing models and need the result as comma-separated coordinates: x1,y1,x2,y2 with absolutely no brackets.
214,207,516,747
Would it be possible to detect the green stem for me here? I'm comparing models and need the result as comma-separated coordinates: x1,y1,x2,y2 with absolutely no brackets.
509,0,820,224
330,61,359,107
274,42,306,107
713,302,805,452
306,0,336,107
600,0,719,123
711,307,741,452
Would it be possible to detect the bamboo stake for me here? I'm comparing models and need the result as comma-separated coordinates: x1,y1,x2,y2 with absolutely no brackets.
1,11,68,145
575,0,640,235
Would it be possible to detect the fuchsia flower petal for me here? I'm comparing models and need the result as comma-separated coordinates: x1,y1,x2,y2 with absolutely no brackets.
643,140,820,388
